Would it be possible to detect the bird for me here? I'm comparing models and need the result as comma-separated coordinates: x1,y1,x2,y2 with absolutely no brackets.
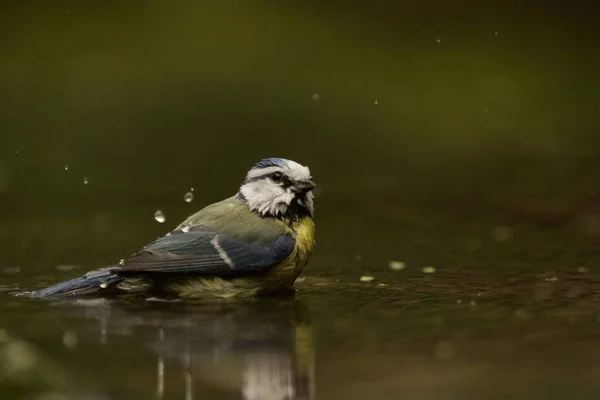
28,158,316,299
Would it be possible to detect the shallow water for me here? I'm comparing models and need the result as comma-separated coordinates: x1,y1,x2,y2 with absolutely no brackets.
4,158,600,400
4,268,600,399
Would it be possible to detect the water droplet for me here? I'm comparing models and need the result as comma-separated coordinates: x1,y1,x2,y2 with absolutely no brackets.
491,225,512,242
154,210,166,223
55,265,80,272
3,266,21,275
64,165,69,171
494,31,498,36
422,266,436,274
15,150,19,154
119,259,125,266
360,275,375,282
62,331,78,349
100,282,108,289
434,341,456,360
388,261,406,271
83,177,89,185
181,223,191,233
436,37,441,43
374,100,379,105
190,186,195,192
514,308,531,319
184,192,194,203
146,297,177,303
312,93,320,101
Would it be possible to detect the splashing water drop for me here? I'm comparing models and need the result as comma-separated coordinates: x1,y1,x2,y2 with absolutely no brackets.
436,37,441,43
190,187,194,192
83,177,89,185
388,261,405,271
3,266,21,275
184,192,194,203
119,259,125,266
55,265,79,272
62,331,78,349
374,100,379,105
312,93,320,101
491,225,512,241
64,165,69,171
154,210,166,223
181,223,191,233
422,266,436,274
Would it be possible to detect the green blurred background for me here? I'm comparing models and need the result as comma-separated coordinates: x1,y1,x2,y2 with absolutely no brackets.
3,3,600,399
1,0,600,277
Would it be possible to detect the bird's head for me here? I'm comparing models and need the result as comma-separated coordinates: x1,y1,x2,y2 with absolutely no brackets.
237,158,316,219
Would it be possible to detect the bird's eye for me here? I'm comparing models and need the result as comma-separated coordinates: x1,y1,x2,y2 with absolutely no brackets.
270,172,284,182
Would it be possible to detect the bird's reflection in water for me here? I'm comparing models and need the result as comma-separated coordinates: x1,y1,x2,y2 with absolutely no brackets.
69,297,314,400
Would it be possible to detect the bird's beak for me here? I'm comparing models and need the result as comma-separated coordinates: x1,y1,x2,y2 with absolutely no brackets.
294,180,316,193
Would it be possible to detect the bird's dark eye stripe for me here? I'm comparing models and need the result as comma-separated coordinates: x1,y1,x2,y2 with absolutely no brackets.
270,172,294,187
244,172,288,183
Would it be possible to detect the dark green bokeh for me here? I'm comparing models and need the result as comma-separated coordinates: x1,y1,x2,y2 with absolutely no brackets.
2,1,600,275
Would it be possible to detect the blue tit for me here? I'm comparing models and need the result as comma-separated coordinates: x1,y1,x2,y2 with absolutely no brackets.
28,158,316,299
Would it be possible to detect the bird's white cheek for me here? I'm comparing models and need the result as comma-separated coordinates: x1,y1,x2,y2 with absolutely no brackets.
285,190,295,203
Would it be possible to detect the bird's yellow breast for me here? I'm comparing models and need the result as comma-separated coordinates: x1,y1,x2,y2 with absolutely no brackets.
266,216,315,285
290,216,316,267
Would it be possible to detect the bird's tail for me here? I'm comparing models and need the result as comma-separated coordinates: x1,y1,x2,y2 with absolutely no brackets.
27,268,123,298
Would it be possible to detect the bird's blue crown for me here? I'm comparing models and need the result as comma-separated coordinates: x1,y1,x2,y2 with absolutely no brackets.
252,158,290,169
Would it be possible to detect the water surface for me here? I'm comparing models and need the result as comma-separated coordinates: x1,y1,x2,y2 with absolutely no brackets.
3,268,600,399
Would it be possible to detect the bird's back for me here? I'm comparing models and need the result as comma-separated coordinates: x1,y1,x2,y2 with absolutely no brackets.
148,196,316,297
176,196,292,244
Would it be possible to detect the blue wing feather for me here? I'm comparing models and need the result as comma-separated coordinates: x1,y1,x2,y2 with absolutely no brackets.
214,234,294,272
118,225,294,275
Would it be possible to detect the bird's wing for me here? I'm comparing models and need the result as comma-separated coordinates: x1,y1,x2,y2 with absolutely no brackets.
117,198,295,275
